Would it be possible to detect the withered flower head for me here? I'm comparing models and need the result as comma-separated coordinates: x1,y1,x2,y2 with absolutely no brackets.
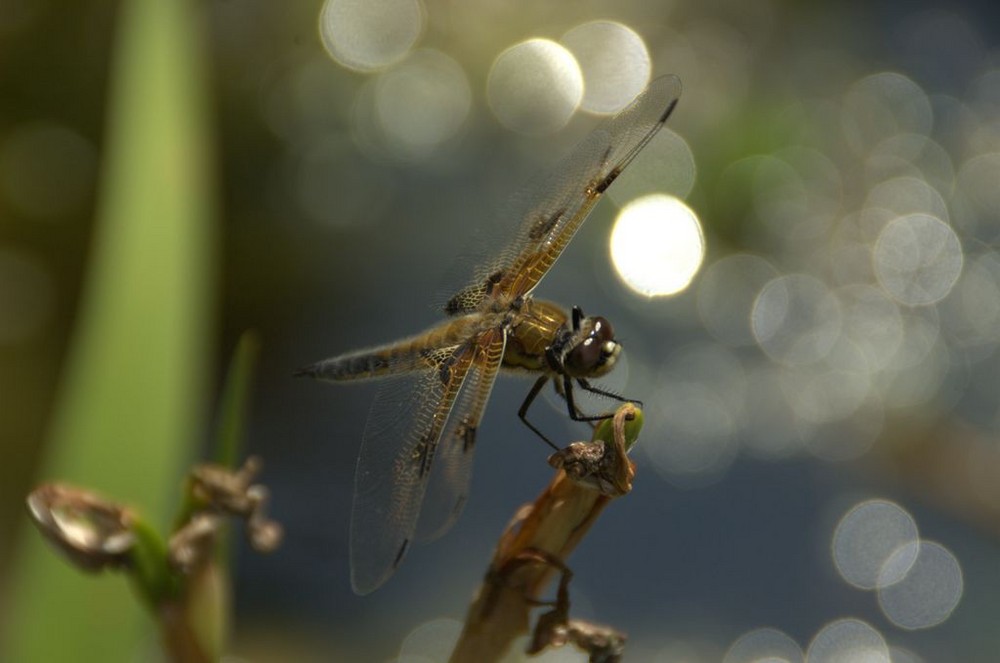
26,483,135,573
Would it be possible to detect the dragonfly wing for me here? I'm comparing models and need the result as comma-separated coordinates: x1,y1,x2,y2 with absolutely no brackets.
446,75,682,311
349,339,476,595
415,327,506,542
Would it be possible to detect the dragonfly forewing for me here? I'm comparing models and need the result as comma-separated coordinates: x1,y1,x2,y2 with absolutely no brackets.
448,75,682,311
349,333,501,594
415,327,506,542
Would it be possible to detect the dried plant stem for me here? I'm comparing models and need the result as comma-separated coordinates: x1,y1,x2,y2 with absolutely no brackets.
449,404,639,663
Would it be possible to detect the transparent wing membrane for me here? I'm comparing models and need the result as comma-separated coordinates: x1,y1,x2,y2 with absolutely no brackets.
415,328,506,542
448,75,682,312
349,330,505,594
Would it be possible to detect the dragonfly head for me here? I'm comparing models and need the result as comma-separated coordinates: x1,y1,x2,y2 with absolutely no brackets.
563,316,620,378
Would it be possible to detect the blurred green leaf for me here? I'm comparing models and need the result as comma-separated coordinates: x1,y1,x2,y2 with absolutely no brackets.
2,0,215,660
213,331,260,469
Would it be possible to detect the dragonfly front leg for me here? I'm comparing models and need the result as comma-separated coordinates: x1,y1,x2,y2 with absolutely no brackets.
518,376,560,451
560,375,617,426
576,377,642,409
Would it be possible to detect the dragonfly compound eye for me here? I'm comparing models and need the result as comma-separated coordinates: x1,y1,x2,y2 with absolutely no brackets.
566,317,620,375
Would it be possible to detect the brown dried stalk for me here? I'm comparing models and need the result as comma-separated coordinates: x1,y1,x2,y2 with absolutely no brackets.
449,403,640,663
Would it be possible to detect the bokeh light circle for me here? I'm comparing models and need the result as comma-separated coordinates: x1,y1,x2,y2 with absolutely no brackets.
752,274,842,365
864,176,949,225
831,499,920,590
873,213,963,306
950,250,1000,346
560,20,651,114
644,381,738,487
606,129,697,205
835,284,904,373
609,194,704,297
487,39,583,135
805,618,890,663
724,627,803,663
374,49,471,159
697,254,780,347
877,541,964,630
398,617,462,661
318,0,424,72
842,72,933,156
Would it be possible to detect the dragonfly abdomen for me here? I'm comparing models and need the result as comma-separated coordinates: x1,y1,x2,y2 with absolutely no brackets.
296,317,478,382
298,350,394,381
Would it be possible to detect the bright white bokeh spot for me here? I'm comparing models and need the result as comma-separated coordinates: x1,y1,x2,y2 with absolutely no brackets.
697,254,780,347
874,213,963,306
606,129,697,205
842,72,933,156
374,49,471,159
877,541,964,630
560,21,651,114
609,195,704,297
805,618,890,663
724,628,803,663
752,274,842,365
832,499,920,590
398,617,462,662
319,0,424,72
487,39,583,135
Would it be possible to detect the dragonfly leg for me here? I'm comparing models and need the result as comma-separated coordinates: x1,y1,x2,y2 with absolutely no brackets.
518,376,559,451
576,378,643,409
562,375,616,424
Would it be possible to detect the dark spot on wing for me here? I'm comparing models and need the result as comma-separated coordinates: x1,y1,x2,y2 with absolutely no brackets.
528,207,566,240
413,435,436,478
355,354,389,375
444,295,463,315
595,167,622,194
659,97,679,123
444,270,505,314
457,418,477,452
593,144,620,194
393,538,410,569
438,362,451,385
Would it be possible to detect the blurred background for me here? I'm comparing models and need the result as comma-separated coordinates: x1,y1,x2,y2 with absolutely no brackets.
2,0,1000,661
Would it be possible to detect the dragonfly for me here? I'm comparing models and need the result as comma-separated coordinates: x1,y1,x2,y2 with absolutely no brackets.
297,75,681,594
